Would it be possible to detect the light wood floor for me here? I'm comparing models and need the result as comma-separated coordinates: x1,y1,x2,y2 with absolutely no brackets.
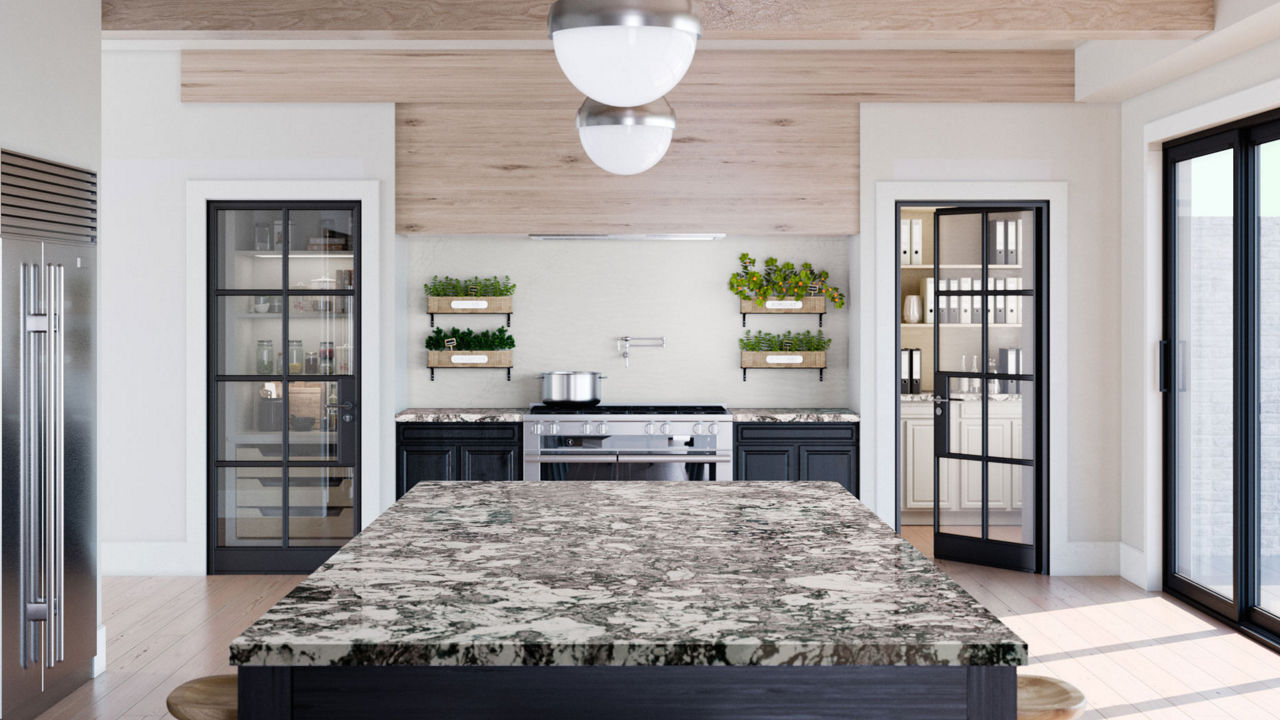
38,537,1280,720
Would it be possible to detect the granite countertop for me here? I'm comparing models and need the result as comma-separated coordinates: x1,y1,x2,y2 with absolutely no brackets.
396,408,860,423
730,408,859,423
395,408,526,423
230,482,1024,668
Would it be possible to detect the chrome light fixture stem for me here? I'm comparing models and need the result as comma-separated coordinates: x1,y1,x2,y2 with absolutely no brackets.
548,0,702,37
576,98,677,130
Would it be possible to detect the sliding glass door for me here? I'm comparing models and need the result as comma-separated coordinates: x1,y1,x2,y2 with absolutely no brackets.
1165,108,1280,641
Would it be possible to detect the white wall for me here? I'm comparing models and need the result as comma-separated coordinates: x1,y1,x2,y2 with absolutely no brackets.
1118,37,1280,589
859,103,1123,573
0,0,100,166
403,236,852,408
100,50,396,574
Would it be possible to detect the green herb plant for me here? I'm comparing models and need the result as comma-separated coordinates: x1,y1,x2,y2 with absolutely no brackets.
728,253,845,308
426,326,516,352
738,330,832,353
425,275,516,297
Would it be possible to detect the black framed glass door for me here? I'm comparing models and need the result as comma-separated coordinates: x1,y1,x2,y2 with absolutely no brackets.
208,201,361,574
1164,108,1280,643
931,205,1047,573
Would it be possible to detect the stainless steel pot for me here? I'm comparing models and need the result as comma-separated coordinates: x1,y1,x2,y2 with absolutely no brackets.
540,371,606,406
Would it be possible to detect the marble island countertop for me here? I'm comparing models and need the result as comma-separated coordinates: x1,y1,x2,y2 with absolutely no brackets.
395,408,859,423
230,482,1023,668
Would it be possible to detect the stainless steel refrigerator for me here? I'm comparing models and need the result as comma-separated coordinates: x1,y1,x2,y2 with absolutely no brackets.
0,150,97,720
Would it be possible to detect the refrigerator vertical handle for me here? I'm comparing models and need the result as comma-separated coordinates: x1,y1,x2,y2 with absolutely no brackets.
18,264,32,669
336,377,357,466
54,264,66,662
44,263,57,668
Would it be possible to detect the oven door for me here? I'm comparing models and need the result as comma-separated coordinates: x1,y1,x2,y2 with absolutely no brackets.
529,454,730,480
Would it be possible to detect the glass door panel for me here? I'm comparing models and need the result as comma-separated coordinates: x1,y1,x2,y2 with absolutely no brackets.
1258,138,1280,614
288,468,357,546
217,296,283,376
287,209,356,288
217,467,283,547
285,296,354,377
1172,149,1237,602
216,381,284,461
215,208,285,290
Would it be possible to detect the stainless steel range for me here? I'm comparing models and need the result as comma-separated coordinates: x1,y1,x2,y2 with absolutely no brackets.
522,404,733,481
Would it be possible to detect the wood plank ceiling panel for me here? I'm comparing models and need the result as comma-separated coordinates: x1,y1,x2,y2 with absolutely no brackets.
179,49,1071,234
105,0,1215,38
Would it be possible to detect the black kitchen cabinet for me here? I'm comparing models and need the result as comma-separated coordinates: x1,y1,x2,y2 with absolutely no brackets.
396,423,521,496
734,423,858,495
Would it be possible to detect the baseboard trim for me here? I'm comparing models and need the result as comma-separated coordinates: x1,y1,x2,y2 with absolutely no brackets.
1051,540,1120,576
93,624,107,677
102,540,204,575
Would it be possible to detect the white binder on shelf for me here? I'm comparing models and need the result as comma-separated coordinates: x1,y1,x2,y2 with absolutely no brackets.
994,278,1006,324
921,277,935,324
910,219,924,265
1007,220,1019,266
959,277,972,325
994,221,1007,265
901,219,911,266
948,279,960,324
900,349,911,394
910,348,923,394
1006,278,1020,324
986,277,995,323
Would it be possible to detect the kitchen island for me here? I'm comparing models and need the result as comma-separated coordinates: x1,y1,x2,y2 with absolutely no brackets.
231,482,1024,719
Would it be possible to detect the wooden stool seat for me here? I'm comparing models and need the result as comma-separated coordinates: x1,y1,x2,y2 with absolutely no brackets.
166,674,238,720
1018,674,1086,720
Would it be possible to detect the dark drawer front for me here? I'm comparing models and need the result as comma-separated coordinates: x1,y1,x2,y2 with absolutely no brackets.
735,423,858,445
397,422,521,444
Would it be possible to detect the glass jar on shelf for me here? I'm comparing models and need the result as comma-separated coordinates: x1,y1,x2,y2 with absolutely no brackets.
256,340,275,375
304,351,320,375
287,340,304,374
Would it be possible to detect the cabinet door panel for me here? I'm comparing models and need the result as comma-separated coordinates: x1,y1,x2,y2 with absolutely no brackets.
735,446,799,481
460,445,519,481
398,445,458,496
959,420,1010,510
905,418,950,510
800,446,856,493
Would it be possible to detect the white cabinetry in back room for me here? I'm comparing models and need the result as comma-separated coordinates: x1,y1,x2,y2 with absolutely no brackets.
901,398,1023,522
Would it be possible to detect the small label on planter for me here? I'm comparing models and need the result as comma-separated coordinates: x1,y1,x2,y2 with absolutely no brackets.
766,355,804,364
764,300,804,310
451,299,489,310
451,354,489,364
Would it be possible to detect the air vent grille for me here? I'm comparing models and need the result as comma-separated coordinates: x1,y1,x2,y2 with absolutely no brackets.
1,149,97,243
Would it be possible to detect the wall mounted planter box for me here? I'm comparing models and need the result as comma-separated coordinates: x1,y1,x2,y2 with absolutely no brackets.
741,350,826,382
427,350,513,381
427,296,513,327
740,296,826,327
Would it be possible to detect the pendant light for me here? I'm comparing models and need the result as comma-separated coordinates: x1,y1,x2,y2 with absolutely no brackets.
576,98,675,176
548,0,701,108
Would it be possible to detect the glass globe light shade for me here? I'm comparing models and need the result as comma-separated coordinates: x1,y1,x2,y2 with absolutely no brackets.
548,0,701,108
576,98,676,176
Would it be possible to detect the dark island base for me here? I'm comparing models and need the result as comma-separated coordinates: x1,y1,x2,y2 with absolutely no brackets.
239,665,1015,720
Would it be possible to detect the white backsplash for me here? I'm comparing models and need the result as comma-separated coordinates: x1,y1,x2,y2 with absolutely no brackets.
403,235,853,408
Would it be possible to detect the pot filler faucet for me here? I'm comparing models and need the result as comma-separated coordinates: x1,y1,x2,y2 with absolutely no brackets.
616,336,666,368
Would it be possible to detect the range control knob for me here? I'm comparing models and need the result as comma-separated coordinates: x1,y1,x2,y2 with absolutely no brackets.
708,422,720,434
692,423,705,435
644,422,656,435
550,422,561,435
595,422,608,435
533,422,544,435
660,422,671,435
581,422,593,434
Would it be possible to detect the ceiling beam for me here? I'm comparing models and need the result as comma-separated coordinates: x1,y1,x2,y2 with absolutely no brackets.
179,49,1075,104
104,0,1214,39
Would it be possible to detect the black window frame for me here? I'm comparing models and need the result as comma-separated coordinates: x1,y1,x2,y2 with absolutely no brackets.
1163,106,1280,649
